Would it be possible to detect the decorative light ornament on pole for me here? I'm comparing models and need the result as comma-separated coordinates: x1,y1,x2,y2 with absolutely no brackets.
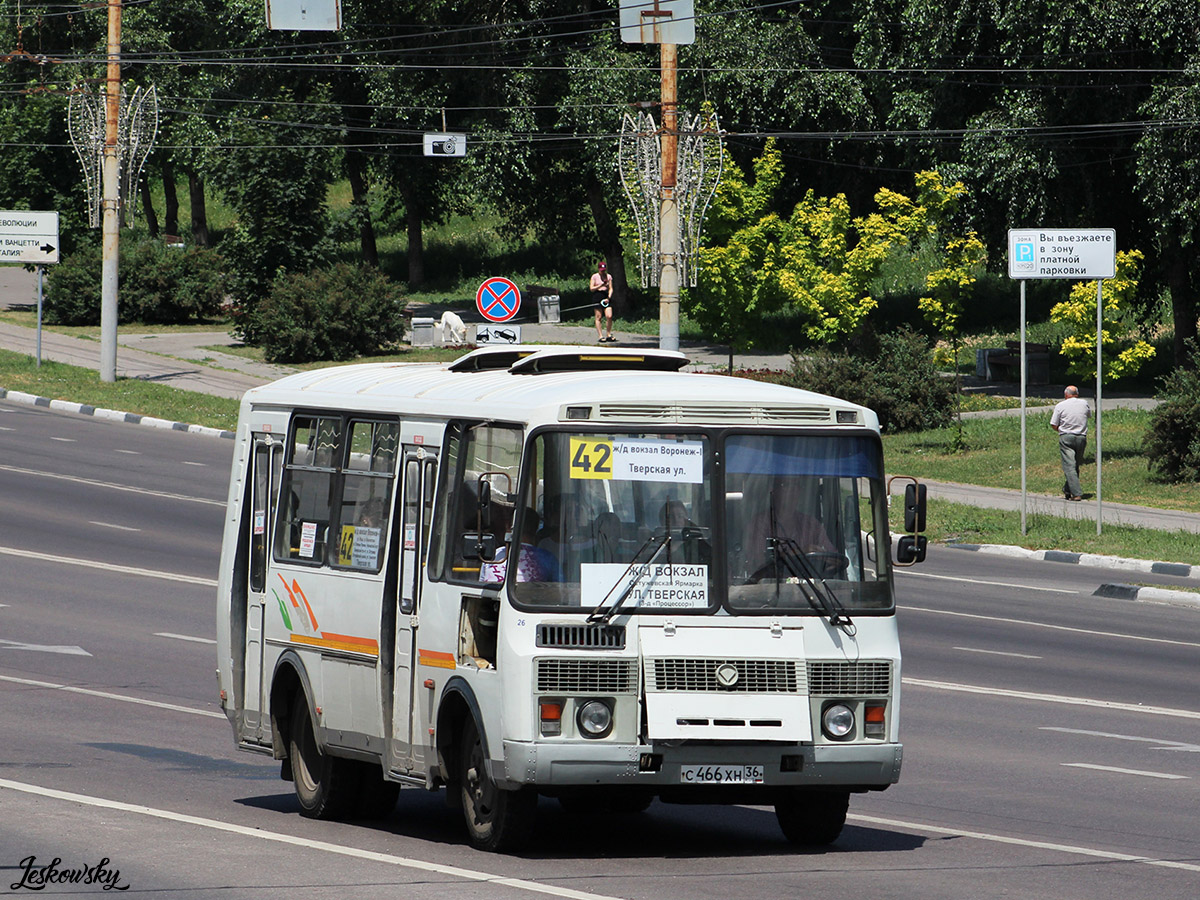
618,1,713,353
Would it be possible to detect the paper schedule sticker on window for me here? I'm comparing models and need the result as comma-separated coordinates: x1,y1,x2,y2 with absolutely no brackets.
571,437,703,483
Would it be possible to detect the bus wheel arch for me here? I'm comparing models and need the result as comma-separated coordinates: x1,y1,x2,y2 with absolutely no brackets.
435,678,482,793
269,652,311,763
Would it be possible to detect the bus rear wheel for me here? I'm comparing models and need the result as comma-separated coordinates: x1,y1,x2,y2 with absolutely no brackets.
775,790,849,846
458,717,536,852
289,693,359,820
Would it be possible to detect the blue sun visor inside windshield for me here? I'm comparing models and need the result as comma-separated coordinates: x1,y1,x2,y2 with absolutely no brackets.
726,434,882,479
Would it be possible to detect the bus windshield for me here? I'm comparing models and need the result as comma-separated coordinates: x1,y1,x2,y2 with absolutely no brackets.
512,430,714,612
511,429,891,615
724,433,892,612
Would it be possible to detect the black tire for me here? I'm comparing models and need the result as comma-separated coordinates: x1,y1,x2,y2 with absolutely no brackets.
353,762,401,820
288,693,360,820
775,790,849,846
458,717,536,852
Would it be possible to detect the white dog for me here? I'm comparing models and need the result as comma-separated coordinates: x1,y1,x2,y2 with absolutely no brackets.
434,310,468,345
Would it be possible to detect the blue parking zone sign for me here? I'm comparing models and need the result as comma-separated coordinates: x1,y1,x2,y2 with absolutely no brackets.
1008,232,1036,275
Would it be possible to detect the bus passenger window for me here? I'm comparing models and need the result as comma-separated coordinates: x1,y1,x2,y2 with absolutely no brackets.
275,415,341,564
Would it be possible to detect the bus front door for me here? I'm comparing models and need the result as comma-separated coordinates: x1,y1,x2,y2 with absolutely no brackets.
244,436,281,744
387,448,437,774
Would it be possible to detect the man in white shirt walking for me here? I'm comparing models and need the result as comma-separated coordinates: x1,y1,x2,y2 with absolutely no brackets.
1050,385,1090,501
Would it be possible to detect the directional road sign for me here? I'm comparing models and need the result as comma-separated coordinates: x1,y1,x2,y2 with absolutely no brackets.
476,276,521,323
0,210,60,265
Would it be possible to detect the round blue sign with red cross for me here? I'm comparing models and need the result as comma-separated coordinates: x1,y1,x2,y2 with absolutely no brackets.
476,276,521,323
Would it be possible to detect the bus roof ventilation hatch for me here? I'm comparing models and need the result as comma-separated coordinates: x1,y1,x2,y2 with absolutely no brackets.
508,347,690,374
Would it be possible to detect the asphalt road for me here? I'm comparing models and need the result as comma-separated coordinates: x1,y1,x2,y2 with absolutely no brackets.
1,399,1197,899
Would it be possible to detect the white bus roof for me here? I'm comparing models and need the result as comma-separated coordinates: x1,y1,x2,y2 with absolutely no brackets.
240,346,879,431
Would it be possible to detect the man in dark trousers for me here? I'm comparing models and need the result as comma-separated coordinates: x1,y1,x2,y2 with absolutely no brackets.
1050,385,1091,501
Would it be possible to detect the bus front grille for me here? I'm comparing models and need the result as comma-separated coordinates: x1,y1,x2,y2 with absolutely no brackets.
536,623,626,650
648,658,805,693
806,660,892,696
536,658,638,693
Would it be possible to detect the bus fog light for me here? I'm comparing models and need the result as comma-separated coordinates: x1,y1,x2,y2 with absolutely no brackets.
822,703,855,740
577,700,613,738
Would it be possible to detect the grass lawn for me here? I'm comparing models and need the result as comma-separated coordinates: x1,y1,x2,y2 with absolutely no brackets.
882,408,1200,513
891,498,1198,564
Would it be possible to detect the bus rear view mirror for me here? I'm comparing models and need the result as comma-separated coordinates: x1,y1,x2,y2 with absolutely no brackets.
895,534,927,565
462,532,498,561
904,483,927,533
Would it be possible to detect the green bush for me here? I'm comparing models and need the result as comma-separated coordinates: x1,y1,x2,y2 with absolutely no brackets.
44,239,229,325
1145,341,1200,482
247,264,407,363
784,327,954,432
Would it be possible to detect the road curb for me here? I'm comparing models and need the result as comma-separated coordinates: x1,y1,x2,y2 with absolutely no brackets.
1093,582,1200,608
945,541,1200,581
0,387,235,440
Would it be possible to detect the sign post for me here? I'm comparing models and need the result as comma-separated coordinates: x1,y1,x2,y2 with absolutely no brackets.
1008,228,1115,535
619,0,696,352
1,211,61,367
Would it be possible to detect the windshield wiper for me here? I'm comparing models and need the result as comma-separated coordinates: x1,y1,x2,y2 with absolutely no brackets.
764,491,854,634
769,537,856,635
586,532,672,625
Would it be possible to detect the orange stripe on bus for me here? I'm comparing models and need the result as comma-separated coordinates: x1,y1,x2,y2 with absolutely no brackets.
418,649,456,669
289,633,379,656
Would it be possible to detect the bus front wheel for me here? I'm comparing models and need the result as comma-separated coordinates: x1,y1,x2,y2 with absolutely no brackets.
289,693,359,820
775,790,849,846
458,717,536,852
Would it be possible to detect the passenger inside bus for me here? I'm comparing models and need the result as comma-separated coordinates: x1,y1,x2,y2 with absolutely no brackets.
480,509,562,583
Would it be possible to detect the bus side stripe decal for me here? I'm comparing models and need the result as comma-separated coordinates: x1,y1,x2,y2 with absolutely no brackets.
418,649,456,669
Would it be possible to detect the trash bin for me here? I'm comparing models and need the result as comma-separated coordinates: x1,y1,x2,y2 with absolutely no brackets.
537,294,561,324
410,317,434,347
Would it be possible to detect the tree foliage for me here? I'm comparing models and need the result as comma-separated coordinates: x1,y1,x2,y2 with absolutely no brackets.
1050,250,1156,383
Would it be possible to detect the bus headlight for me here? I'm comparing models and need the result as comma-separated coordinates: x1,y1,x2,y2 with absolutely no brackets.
576,700,613,738
822,703,855,740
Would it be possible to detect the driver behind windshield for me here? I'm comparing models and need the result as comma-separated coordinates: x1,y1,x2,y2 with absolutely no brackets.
742,475,836,579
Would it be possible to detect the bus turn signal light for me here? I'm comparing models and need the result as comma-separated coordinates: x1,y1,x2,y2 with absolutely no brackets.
540,699,563,736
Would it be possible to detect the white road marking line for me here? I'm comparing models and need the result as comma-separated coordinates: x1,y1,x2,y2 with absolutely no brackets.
114,449,140,455
89,521,142,532
900,571,1078,594
953,646,1042,659
182,460,206,467
0,639,91,657
0,546,217,586
903,605,1200,650
848,813,1200,873
0,674,224,718
1040,727,1200,753
904,678,1200,720
1061,763,1189,780
0,462,222,506
50,436,76,442
0,778,627,900
155,632,217,645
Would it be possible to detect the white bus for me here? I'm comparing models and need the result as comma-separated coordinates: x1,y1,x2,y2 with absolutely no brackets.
216,346,925,852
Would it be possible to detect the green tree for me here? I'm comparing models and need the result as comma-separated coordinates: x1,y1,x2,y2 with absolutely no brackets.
1050,250,1156,383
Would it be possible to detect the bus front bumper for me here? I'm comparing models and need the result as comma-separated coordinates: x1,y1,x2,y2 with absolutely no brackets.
498,740,902,792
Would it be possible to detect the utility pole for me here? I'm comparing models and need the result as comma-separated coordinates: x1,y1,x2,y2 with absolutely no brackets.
100,0,121,382
658,41,679,352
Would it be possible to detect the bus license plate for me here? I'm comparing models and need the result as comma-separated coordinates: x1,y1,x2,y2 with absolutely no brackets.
679,765,764,784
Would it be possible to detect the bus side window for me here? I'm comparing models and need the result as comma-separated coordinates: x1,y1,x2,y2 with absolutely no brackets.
275,415,341,564
431,422,523,583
